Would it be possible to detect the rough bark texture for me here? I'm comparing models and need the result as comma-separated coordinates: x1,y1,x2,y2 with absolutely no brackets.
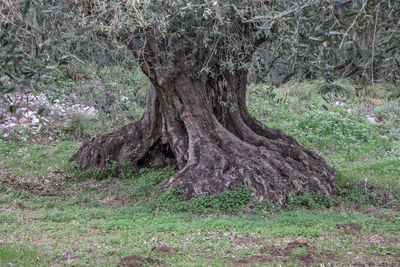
71,34,336,205
70,86,169,169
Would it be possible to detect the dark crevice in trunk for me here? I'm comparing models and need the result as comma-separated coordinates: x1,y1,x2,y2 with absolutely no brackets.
137,138,176,168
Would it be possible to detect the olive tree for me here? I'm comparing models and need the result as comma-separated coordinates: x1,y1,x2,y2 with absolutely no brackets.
69,0,339,204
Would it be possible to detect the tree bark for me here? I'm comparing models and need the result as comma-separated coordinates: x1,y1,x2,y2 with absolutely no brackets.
70,31,336,205
70,86,170,169
71,68,335,205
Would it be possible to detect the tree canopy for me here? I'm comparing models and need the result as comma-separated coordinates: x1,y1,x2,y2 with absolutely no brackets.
2,0,398,95
82,0,399,83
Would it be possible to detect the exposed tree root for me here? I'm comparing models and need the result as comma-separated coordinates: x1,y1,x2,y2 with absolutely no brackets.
71,64,336,205
70,86,164,170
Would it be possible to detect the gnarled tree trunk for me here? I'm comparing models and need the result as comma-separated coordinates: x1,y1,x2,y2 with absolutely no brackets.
70,34,336,205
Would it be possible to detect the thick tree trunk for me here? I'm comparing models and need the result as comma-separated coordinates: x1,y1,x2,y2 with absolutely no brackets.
71,28,336,205
71,67,336,205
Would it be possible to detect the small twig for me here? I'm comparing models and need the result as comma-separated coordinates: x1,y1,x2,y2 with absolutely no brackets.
371,3,380,85
364,178,368,195
339,0,368,49
201,35,221,73
243,0,314,23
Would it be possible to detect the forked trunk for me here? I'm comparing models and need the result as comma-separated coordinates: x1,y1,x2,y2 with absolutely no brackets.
71,68,336,205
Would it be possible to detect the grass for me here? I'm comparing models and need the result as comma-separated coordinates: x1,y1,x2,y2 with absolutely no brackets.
247,81,400,189
0,141,79,177
337,156,400,188
1,77,399,266
0,244,39,266
0,183,398,266
0,142,399,266
1,173,399,265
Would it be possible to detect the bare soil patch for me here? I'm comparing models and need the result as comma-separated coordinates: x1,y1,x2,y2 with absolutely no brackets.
259,244,279,254
151,246,179,255
373,213,397,223
1,175,132,208
294,252,314,265
231,255,270,266
260,241,309,257
120,255,164,267
2,175,65,196
352,260,398,267
259,241,336,265
335,222,362,233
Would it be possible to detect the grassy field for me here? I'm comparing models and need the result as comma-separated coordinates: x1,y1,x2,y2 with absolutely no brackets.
1,75,399,266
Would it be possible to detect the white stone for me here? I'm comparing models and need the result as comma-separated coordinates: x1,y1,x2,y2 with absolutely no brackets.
335,101,345,106
19,117,29,124
366,115,377,124
82,107,98,117
16,108,27,115
31,117,40,125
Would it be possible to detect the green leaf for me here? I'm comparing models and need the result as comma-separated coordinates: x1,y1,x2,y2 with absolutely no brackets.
329,31,343,35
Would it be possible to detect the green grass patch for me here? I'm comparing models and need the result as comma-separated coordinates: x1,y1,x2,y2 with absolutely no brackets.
0,197,398,266
0,244,40,266
0,141,79,177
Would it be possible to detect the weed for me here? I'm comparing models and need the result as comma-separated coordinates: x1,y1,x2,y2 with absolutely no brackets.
74,167,105,181
361,83,400,99
73,160,139,181
188,186,252,213
312,78,356,99
291,247,308,256
131,166,177,200
0,213,13,223
0,183,6,193
137,184,252,214
119,162,138,179
286,190,333,210
252,199,283,214
334,172,399,208
150,187,187,212
61,113,103,140
334,183,364,204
